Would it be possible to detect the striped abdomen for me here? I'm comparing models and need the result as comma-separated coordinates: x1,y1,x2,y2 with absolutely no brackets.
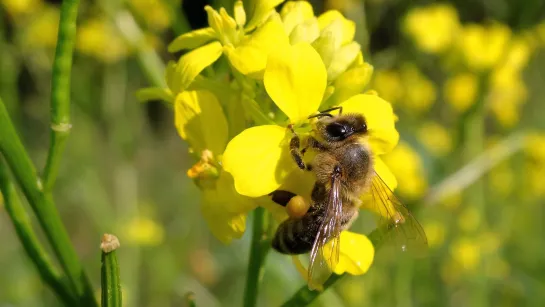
272,205,325,255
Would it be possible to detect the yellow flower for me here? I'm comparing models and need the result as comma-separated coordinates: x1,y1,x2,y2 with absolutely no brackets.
76,18,129,63
417,122,453,157
121,216,165,246
450,238,480,271
223,41,399,278
399,64,436,113
372,69,404,104
444,73,478,113
459,22,511,71
423,221,446,248
168,1,289,79
129,0,171,31
403,4,460,53
1,0,42,17
22,5,59,49
382,142,427,200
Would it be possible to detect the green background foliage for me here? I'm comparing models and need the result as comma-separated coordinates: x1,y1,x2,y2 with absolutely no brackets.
1,0,545,306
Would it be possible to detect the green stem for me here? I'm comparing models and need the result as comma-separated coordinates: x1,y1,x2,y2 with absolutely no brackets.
243,207,271,307
281,228,383,307
0,159,76,306
101,234,122,307
42,0,80,192
0,98,97,306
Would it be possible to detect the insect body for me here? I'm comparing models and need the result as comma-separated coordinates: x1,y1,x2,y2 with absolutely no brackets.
270,107,427,289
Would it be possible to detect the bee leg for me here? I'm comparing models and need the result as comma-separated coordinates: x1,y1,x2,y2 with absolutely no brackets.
307,136,327,151
288,125,306,170
269,190,296,207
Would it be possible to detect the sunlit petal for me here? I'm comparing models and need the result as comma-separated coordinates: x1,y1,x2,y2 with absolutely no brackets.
245,0,284,30
317,10,355,45
174,90,228,154
176,41,223,93
168,27,217,52
223,125,296,197
225,18,289,78
333,231,375,275
280,0,315,35
264,43,327,122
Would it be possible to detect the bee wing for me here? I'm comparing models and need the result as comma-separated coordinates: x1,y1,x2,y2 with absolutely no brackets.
369,171,428,252
308,169,343,290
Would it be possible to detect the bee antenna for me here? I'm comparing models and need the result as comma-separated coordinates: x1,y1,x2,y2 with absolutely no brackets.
308,113,333,119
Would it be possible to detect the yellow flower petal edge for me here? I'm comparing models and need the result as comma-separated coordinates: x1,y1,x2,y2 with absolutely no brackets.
339,94,399,155
201,198,247,244
264,43,327,123
223,125,296,197
246,0,284,30
225,18,289,78
280,0,315,35
176,41,223,92
168,27,217,52
174,90,228,154
333,231,375,275
317,10,356,45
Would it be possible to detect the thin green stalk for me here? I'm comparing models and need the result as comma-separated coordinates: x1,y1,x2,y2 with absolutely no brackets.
101,234,122,307
42,0,80,192
281,228,383,307
0,159,76,306
243,207,271,307
0,97,97,306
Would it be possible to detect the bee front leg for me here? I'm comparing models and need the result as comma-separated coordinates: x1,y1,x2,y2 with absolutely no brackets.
288,125,306,170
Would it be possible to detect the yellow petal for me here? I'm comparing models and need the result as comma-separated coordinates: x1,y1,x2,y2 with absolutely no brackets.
327,41,361,80
332,231,375,275
312,31,336,68
234,0,246,27
245,0,284,30
225,18,289,78
174,90,228,154
201,201,247,244
317,10,355,45
176,41,223,93
329,63,374,105
168,27,217,52
223,125,296,197
289,18,320,45
280,0,315,35
340,94,399,155
264,43,327,122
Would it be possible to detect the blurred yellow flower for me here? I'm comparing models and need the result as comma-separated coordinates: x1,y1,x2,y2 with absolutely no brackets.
417,122,453,157
459,22,511,71
122,216,165,246
1,0,42,17
400,64,436,113
450,238,480,271
444,73,478,113
372,69,404,104
382,142,427,199
488,162,515,197
423,221,446,248
457,207,481,233
403,4,460,53
488,69,527,128
525,132,545,162
22,6,59,49
129,0,171,31
76,18,129,63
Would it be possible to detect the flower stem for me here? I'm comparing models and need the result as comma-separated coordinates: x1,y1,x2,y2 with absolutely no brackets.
0,159,76,306
101,234,122,307
243,207,271,307
0,97,97,306
42,0,80,192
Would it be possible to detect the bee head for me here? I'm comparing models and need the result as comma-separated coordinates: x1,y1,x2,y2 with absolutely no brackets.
313,113,368,143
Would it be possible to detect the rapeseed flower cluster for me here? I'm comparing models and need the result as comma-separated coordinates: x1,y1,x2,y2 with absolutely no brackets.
139,0,405,279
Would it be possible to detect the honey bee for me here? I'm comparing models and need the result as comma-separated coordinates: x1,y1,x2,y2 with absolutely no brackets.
270,106,427,289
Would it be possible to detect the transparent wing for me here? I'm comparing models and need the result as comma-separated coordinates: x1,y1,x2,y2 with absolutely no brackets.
369,171,428,252
307,171,343,290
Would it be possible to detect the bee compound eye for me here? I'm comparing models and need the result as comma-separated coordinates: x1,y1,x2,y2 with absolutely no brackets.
326,123,347,138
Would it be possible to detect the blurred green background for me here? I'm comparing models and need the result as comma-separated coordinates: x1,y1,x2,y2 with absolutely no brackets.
1,0,545,306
